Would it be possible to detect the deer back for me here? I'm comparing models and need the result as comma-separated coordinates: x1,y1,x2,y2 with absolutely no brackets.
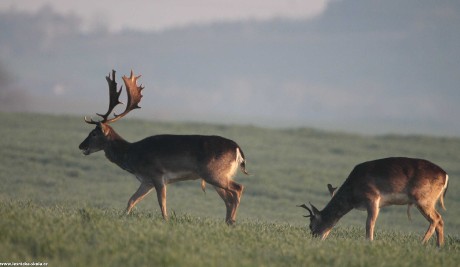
123,134,244,177
324,157,448,213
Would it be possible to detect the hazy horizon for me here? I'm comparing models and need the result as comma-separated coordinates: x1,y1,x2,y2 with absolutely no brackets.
1,0,459,136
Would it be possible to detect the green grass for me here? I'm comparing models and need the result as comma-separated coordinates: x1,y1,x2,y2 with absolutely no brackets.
1,112,460,266
1,200,459,267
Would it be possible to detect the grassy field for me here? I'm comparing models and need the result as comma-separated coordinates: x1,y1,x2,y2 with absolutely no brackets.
1,112,459,266
1,200,459,267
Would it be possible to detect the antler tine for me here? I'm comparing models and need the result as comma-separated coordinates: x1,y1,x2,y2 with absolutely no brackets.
83,70,123,125
106,70,143,124
297,203,313,217
98,70,123,122
84,116,99,124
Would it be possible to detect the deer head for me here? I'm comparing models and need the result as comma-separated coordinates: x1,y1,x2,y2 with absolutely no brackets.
79,70,143,155
298,203,331,239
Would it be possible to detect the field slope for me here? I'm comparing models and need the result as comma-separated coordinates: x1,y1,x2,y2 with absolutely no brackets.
0,112,459,266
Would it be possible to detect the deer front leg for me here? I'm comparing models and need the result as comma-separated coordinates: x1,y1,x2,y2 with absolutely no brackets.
126,183,154,215
154,183,168,220
365,198,380,241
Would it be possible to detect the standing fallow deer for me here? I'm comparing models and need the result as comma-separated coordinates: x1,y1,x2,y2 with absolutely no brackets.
299,157,449,247
79,70,249,224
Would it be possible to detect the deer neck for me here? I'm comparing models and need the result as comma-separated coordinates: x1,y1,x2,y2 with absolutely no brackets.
321,187,354,227
103,127,132,172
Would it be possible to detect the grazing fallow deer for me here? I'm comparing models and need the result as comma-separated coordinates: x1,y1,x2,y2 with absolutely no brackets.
79,70,249,224
327,183,414,221
299,157,449,247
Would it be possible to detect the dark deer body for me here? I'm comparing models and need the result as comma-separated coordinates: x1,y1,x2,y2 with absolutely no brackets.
299,157,449,247
79,70,248,224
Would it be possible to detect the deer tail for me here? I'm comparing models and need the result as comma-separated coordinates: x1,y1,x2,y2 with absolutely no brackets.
236,147,249,175
439,174,449,210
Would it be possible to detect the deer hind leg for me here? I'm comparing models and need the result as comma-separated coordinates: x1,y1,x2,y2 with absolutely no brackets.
227,180,244,224
213,186,233,224
365,197,381,241
435,214,444,247
416,203,444,247
126,183,154,215
206,175,244,225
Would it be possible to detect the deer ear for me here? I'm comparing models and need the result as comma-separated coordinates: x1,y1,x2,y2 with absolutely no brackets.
327,184,337,196
99,123,111,136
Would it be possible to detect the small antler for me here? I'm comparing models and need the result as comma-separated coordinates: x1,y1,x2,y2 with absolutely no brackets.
84,70,143,124
297,203,313,218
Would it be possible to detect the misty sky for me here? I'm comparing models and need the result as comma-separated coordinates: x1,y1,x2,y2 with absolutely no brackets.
1,0,459,136
0,0,329,32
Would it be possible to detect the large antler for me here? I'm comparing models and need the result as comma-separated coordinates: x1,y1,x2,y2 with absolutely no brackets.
106,70,143,123
84,70,143,124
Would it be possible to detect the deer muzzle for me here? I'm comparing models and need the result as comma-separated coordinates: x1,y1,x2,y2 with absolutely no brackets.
79,141,90,155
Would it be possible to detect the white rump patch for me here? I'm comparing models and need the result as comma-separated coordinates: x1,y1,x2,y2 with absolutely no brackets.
445,174,449,190
236,148,244,164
